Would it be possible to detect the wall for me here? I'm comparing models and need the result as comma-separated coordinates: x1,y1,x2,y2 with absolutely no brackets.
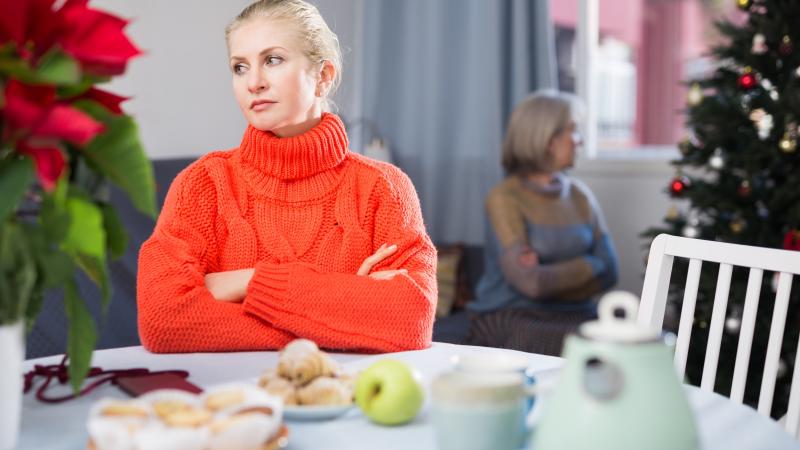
93,0,362,159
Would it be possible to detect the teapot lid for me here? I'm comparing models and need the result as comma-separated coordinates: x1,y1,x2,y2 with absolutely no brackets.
580,291,660,343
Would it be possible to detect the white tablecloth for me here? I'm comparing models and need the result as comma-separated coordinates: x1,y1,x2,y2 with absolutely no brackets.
15,342,799,450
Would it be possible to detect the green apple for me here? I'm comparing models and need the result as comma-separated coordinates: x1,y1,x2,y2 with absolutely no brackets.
355,359,425,426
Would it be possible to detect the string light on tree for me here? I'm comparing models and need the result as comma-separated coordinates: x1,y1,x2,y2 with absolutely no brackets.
725,307,742,334
736,0,751,10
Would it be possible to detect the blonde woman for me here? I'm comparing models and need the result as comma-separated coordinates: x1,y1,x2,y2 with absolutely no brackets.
137,0,436,353
466,91,618,355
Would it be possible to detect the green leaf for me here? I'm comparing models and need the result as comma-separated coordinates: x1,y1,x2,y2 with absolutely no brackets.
82,115,157,218
0,156,34,222
35,50,80,85
61,197,111,304
62,197,106,258
100,204,128,259
64,280,97,393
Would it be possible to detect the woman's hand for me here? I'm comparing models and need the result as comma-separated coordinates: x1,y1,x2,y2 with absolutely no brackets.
357,243,407,280
204,268,255,302
517,245,539,268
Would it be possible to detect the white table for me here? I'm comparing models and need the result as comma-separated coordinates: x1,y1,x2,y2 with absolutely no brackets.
16,343,800,450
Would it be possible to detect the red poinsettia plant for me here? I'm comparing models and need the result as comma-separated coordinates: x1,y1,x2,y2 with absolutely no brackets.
0,0,156,391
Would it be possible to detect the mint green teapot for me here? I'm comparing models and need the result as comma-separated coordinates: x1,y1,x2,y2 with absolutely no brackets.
531,291,699,450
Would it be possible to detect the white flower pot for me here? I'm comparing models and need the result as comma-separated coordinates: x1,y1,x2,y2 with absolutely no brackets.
0,321,24,450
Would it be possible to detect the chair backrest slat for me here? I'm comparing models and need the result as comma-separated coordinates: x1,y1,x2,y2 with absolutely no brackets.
730,268,764,404
700,263,733,391
786,332,800,437
639,234,800,435
674,258,702,378
758,273,795,416
638,236,674,331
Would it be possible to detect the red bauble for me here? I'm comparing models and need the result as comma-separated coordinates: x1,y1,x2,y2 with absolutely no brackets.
669,176,691,197
738,180,752,198
785,230,800,251
738,73,757,89
779,36,794,56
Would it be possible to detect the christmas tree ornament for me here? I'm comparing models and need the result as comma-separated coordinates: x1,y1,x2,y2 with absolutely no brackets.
779,35,793,56
738,68,758,90
709,148,725,169
725,316,741,334
730,217,746,234
749,108,773,139
736,0,751,10
669,175,691,197
778,360,788,378
779,132,797,153
678,137,692,155
784,229,800,251
756,201,769,218
682,223,700,239
761,79,779,101
737,180,752,198
687,83,703,106
751,33,767,54
665,205,680,221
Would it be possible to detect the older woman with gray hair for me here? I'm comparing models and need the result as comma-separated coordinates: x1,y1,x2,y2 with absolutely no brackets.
465,90,618,356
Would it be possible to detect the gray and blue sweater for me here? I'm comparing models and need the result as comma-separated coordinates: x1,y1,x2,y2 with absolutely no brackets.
468,174,618,313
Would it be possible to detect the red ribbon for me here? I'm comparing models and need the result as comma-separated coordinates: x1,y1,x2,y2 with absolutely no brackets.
23,355,190,403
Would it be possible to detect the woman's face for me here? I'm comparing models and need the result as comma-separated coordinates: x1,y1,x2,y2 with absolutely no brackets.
228,18,328,137
548,120,581,171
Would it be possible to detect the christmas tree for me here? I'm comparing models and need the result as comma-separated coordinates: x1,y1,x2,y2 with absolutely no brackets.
644,0,800,418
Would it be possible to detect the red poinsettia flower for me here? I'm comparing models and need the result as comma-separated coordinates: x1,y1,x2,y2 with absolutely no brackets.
59,0,142,76
0,0,140,75
4,80,104,145
2,80,104,189
17,141,66,191
77,87,129,114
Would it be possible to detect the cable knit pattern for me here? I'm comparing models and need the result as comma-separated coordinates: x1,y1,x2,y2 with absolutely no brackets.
137,113,437,353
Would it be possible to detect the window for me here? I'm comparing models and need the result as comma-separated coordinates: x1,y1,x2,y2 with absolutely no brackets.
551,0,741,156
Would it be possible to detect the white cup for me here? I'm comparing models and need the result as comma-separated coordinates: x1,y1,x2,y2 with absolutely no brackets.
431,370,535,450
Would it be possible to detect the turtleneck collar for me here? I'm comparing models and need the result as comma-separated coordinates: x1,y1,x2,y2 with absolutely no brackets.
517,172,570,198
238,113,349,180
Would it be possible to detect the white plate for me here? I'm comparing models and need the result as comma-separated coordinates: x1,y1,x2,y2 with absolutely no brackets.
283,404,356,421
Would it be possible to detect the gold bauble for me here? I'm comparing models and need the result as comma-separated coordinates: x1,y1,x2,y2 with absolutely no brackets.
779,133,797,153
730,219,746,234
687,83,703,106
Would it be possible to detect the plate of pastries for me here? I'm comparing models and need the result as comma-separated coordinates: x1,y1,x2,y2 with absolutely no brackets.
87,384,288,450
257,339,356,421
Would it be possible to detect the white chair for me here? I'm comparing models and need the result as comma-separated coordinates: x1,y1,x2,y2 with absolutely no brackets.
638,233,800,437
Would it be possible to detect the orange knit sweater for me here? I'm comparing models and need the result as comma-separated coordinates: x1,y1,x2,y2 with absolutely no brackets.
137,114,437,353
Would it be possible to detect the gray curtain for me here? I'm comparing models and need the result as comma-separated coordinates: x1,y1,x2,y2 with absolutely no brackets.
356,0,556,244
